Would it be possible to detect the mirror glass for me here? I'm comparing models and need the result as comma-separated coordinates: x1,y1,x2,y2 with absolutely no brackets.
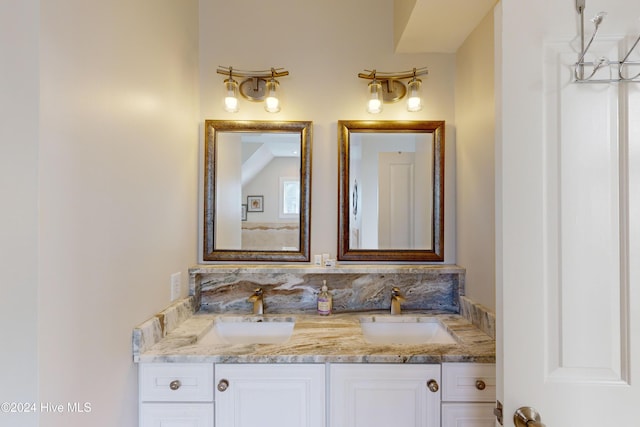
203,120,312,262
338,120,444,262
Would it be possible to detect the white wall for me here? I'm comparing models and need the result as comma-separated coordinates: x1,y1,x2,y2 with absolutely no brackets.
36,1,199,426
199,0,457,263
455,10,496,309
0,2,40,426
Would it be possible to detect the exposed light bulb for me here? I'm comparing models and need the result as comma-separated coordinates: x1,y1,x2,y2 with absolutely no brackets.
265,79,280,113
223,79,239,113
224,96,238,112
406,78,422,112
367,80,383,114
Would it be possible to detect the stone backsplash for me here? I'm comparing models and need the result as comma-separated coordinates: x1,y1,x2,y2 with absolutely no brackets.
189,265,466,314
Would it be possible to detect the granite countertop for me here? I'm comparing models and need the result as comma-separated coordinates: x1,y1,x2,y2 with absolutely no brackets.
134,309,495,364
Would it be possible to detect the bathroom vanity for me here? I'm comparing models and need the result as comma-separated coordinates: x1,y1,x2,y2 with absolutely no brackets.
133,265,496,427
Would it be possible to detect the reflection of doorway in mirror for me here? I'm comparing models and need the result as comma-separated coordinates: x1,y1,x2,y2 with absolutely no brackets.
377,150,431,250
378,152,416,249
351,227,360,249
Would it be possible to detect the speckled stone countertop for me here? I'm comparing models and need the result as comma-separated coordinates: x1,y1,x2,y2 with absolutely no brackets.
135,309,495,364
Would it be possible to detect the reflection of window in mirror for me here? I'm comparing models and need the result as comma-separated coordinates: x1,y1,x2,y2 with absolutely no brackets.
279,176,299,219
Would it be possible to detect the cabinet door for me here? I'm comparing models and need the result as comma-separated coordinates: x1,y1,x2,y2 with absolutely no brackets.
441,403,495,427
140,403,213,427
330,364,441,427
215,364,325,427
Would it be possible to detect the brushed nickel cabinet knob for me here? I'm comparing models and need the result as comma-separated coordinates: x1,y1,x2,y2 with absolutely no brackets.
217,379,229,392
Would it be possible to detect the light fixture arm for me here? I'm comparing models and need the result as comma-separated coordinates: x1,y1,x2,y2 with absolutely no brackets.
358,67,428,81
573,0,640,83
216,66,289,79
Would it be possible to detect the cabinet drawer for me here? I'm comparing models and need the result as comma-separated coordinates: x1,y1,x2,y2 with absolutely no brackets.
442,363,495,402
140,363,213,402
140,402,213,427
441,403,496,427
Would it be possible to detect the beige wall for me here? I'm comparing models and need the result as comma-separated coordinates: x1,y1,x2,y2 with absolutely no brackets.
198,0,457,264
455,10,496,310
1,1,200,427
0,2,40,426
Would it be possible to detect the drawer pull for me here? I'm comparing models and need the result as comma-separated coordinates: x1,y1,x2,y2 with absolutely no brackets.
427,379,439,393
169,380,181,391
217,379,229,392
475,380,486,390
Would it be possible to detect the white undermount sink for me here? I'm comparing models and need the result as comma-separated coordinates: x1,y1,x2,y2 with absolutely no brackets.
198,316,295,345
359,315,457,345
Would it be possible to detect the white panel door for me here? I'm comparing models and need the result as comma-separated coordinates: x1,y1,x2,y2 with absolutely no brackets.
215,364,324,427
330,364,441,427
378,151,416,249
497,0,640,425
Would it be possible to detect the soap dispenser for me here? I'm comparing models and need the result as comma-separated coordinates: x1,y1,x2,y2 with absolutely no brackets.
317,280,332,316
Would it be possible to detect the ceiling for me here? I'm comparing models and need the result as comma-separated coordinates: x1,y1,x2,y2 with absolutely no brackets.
394,0,497,53
241,134,300,186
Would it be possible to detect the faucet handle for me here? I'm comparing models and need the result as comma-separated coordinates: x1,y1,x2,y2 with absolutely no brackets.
391,287,406,303
390,286,405,315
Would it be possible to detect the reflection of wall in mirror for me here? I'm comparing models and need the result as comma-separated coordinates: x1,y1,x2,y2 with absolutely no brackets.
243,157,299,222
242,156,300,250
216,133,243,249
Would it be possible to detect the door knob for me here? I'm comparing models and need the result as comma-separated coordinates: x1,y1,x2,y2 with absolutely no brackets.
514,407,545,427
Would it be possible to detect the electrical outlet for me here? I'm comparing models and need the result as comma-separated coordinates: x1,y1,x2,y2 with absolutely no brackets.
170,272,182,301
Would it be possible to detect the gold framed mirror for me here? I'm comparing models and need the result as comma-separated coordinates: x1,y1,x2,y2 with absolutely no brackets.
337,120,444,262
203,120,312,262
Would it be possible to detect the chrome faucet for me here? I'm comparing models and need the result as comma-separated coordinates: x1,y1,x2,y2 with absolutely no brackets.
248,287,264,315
390,287,405,315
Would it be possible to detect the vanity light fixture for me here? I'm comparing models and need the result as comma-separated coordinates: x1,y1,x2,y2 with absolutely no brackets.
217,66,289,112
358,67,428,113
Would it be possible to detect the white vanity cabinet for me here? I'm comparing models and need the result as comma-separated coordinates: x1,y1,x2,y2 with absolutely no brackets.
139,363,214,427
214,364,325,427
138,362,495,427
441,363,496,426
330,364,442,427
